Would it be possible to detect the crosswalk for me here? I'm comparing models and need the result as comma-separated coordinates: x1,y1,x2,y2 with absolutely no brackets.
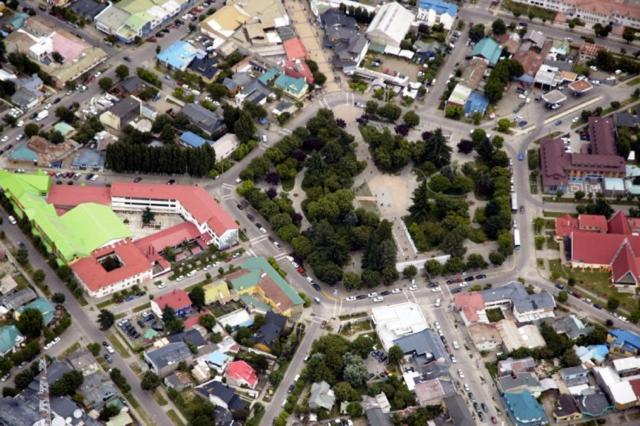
220,193,234,201
221,183,235,191
249,235,269,244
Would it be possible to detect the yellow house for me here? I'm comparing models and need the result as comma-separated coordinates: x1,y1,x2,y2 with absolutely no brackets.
203,280,231,305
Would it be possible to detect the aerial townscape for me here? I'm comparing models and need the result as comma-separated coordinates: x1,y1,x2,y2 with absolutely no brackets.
0,0,640,425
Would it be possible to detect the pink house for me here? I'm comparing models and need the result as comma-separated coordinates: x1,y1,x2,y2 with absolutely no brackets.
225,360,258,389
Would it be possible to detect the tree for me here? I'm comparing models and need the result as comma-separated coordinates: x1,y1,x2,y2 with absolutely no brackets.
492,19,507,35
198,314,216,331
346,402,363,418
17,308,44,338
403,111,420,127
365,100,378,115
50,370,83,396
98,77,113,91
52,293,65,304
388,345,404,364
115,64,130,80
557,291,568,303
98,309,115,330
468,23,486,43
497,118,512,132
189,286,206,310
32,269,45,284
343,352,368,388
87,342,101,356
402,265,417,280
99,405,121,421
607,296,620,312
334,382,359,402
489,251,505,266
15,247,28,265
234,111,255,143
377,103,402,122
466,253,488,270
425,259,444,276
350,335,374,358
623,27,637,43
141,207,155,225
343,271,362,291
162,306,184,334
109,368,131,393
141,371,161,391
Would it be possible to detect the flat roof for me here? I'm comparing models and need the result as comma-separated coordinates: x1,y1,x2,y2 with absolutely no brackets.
47,185,111,210
568,79,593,93
371,302,428,350
541,89,567,104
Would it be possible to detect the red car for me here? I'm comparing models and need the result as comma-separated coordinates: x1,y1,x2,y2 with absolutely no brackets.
297,266,305,275
491,416,497,424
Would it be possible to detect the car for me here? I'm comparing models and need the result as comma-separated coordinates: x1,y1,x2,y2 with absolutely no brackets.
373,296,384,303
246,213,255,221
167,179,176,185
368,292,378,298
464,276,474,282
572,116,580,123
450,355,457,363
555,283,565,290
453,340,460,349
518,151,525,161
380,290,391,296
259,226,267,234
297,266,305,274
481,402,488,413
435,298,441,307
104,353,113,363
345,296,357,301
312,283,321,291
457,369,464,378
491,416,497,424
475,274,487,279
1,135,8,142
554,120,563,126
355,294,367,300
1,374,9,382
16,120,24,127
431,286,441,292
434,321,440,330
8,215,16,225
593,303,602,309
133,177,142,183
391,288,401,294
409,285,418,291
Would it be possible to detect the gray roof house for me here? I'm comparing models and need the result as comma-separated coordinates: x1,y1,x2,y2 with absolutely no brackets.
167,329,207,348
66,348,100,376
560,365,589,387
309,381,335,411
78,372,118,410
482,281,555,323
497,357,536,376
577,390,612,417
181,103,227,136
497,372,542,396
444,395,474,426
0,397,40,425
322,13,368,72
366,407,392,426
11,88,41,110
0,287,37,311
144,341,194,377
393,329,450,366
550,315,593,340
99,96,141,131
195,380,247,414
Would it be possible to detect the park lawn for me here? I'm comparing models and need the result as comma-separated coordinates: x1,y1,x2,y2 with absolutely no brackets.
626,77,640,86
503,0,556,21
546,235,559,250
549,260,636,312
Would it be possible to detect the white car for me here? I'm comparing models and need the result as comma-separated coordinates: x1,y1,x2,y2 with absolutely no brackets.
372,296,384,303
435,298,441,307
8,215,16,225
368,292,378,298
464,383,470,392
305,276,313,283
434,321,441,330
16,120,24,127
106,345,115,354
345,296,357,302
391,288,402,294
451,356,457,364
1,135,8,142
431,286,441,292
53,336,60,344
291,261,299,269
572,117,580,123
453,341,460,350
285,256,294,262
409,285,418,291
458,369,464,378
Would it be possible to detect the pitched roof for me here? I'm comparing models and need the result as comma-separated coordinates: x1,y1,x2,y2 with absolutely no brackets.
555,393,580,418
145,341,193,370
153,289,192,311
393,329,449,365
444,395,474,426
608,211,631,234
110,182,238,236
588,116,616,156
472,38,502,65
225,360,258,388
453,292,485,322
253,311,287,347
46,185,111,210
71,240,152,293
196,380,247,412
609,329,640,352
309,381,335,410
503,391,547,424
0,325,23,354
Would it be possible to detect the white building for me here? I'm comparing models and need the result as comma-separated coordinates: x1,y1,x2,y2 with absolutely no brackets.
366,2,415,48
416,0,458,31
593,366,638,409
371,302,428,350
482,282,556,323
511,0,640,30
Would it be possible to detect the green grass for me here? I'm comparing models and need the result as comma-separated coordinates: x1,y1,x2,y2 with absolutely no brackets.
167,410,186,426
626,77,640,86
546,235,559,250
96,299,113,309
107,333,130,358
130,363,142,376
60,342,81,357
133,302,151,313
281,179,294,192
153,390,168,406
503,0,556,21
339,320,373,336
486,308,504,323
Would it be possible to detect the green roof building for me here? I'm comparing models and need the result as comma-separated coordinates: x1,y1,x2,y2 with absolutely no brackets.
0,171,131,264
274,74,308,100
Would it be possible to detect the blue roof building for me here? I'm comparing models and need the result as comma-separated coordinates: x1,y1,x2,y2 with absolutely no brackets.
503,391,548,426
464,91,489,116
471,38,503,66
258,68,280,85
157,41,205,71
180,131,212,148
418,0,458,16
608,329,640,355
9,144,37,163
274,74,308,100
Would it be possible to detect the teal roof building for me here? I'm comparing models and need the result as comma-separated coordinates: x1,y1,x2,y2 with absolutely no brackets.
16,298,56,326
0,325,24,356
472,38,503,66
503,391,548,426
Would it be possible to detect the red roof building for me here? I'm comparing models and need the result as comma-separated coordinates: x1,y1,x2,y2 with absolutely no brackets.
284,60,315,84
71,241,153,298
111,182,238,248
225,360,258,389
283,38,308,61
555,214,608,239
151,289,192,317
569,211,640,289
453,292,486,324
47,185,111,212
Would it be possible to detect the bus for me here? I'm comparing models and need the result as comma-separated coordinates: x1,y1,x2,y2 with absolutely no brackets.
511,193,518,212
513,229,521,250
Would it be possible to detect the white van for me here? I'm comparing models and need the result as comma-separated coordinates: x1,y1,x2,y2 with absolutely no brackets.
8,215,16,225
